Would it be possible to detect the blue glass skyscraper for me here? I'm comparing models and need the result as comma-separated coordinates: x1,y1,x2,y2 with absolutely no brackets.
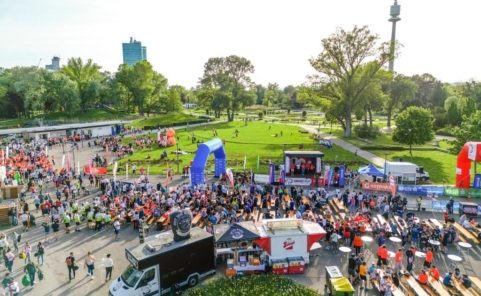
122,37,147,65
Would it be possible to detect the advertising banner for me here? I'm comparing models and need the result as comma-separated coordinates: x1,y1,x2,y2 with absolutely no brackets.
285,177,312,186
473,174,481,189
338,165,345,188
361,182,393,193
444,187,481,198
397,185,445,196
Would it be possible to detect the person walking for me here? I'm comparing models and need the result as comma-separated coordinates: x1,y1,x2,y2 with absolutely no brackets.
113,219,121,240
22,242,32,264
24,260,37,286
73,211,81,232
63,213,71,233
5,248,15,273
103,254,114,282
36,242,45,266
84,251,96,280
65,252,76,281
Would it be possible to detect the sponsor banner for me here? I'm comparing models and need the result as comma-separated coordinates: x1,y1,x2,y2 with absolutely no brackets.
254,174,270,184
468,142,477,161
473,174,481,189
397,185,444,196
361,182,394,193
338,165,345,188
285,177,312,186
431,200,460,212
444,187,481,198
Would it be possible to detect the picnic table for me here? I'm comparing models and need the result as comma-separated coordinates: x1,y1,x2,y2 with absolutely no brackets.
453,222,480,244
377,214,392,233
469,276,481,295
453,277,478,296
427,275,451,296
405,275,432,296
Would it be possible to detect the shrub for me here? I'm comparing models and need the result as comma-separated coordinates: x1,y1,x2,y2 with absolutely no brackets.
354,124,380,139
258,112,263,119
302,110,307,117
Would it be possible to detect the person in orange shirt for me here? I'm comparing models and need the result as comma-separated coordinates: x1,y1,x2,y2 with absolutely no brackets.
394,248,403,273
379,245,388,267
359,261,368,289
430,265,440,281
418,270,428,285
353,233,363,255
424,248,433,268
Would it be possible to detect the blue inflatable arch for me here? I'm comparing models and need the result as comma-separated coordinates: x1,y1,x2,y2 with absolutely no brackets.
190,138,226,186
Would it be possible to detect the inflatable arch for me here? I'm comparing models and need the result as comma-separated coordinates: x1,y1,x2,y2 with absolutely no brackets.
456,142,481,188
190,138,226,186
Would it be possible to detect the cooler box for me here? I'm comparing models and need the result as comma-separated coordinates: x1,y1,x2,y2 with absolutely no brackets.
287,256,305,274
271,259,288,275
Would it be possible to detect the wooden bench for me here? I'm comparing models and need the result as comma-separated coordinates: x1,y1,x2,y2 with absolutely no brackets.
376,269,405,296
453,222,480,244
427,275,451,296
429,219,444,229
377,214,392,233
469,276,481,295
191,213,202,225
405,275,433,296
453,278,477,296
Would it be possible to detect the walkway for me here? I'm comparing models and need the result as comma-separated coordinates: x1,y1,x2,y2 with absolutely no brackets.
299,124,386,167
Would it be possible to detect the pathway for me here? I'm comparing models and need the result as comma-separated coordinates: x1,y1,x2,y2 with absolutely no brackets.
299,124,386,167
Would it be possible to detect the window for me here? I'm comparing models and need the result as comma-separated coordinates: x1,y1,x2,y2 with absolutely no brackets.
136,268,155,289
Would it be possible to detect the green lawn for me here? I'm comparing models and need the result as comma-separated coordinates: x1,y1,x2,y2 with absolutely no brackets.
369,150,457,185
128,113,207,129
116,121,366,176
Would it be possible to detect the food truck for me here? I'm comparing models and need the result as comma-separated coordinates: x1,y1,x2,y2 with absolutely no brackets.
110,218,215,295
255,218,326,267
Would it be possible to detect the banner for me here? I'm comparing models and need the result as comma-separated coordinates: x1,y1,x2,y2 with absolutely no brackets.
474,174,481,189
324,166,330,186
279,164,286,184
243,155,247,170
361,181,394,192
268,164,275,184
61,154,65,169
389,175,397,195
84,166,108,175
113,162,118,181
285,177,312,186
45,146,48,157
5,147,9,159
397,185,445,196
338,165,345,188
444,187,481,198
226,168,234,187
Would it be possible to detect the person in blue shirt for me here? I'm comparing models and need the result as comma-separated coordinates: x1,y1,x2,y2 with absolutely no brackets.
443,272,453,287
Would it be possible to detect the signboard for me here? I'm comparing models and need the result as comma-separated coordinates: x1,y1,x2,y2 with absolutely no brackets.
338,165,345,188
431,200,460,212
285,177,312,186
254,174,269,184
270,234,307,260
397,185,444,196
125,249,139,269
444,187,481,198
361,182,393,192
468,142,477,161
473,174,481,189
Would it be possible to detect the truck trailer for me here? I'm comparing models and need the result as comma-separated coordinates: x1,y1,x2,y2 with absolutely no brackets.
109,227,216,296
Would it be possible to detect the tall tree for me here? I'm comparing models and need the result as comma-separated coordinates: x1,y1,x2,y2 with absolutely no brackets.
385,74,417,128
42,71,80,116
403,73,447,109
392,106,434,155
62,58,104,111
309,26,391,137
199,55,255,121
452,110,481,153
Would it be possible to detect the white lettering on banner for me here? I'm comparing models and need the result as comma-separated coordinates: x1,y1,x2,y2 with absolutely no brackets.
285,178,312,186
254,174,270,184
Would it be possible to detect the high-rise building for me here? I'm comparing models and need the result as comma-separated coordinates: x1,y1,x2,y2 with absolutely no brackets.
45,56,60,70
122,37,147,65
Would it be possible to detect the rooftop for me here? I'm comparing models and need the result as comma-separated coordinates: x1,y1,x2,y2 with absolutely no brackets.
0,120,127,136
284,150,324,156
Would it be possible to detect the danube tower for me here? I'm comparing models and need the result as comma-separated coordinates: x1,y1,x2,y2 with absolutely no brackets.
388,0,401,72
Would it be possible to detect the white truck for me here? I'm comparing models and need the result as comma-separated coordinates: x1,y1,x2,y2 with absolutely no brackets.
383,161,429,182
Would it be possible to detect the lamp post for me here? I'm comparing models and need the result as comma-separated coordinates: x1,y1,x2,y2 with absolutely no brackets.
176,142,180,175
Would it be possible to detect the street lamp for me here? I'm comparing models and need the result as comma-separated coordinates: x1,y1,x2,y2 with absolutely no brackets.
176,142,180,175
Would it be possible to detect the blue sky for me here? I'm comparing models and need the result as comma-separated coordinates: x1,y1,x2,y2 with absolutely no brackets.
1,0,480,87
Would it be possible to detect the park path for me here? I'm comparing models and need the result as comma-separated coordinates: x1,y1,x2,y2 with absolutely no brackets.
299,124,386,167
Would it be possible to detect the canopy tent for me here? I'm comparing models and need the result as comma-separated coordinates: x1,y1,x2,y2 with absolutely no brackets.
213,221,261,244
358,164,384,177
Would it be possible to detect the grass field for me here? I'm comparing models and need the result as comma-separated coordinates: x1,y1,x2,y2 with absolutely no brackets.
128,113,206,129
116,121,366,176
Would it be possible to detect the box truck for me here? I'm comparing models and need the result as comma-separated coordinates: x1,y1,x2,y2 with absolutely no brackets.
384,161,429,182
109,227,216,296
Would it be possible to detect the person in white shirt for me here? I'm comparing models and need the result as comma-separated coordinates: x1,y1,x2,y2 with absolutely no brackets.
103,254,114,282
113,219,121,240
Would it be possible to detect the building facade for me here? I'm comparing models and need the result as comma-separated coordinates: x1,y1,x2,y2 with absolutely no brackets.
122,37,147,65
45,56,60,70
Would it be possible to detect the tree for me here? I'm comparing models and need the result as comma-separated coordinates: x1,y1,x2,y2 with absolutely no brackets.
402,73,447,110
385,74,417,128
452,111,481,153
309,26,391,137
62,57,104,111
199,55,255,121
42,71,80,116
358,68,391,127
392,106,434,155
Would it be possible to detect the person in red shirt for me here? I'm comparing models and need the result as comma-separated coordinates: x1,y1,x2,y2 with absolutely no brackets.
424,248,433,268
430,265,441,281
353,233,363,255
377,245,384,267
394,248,403,273
379,245,389,266
418,270,428,285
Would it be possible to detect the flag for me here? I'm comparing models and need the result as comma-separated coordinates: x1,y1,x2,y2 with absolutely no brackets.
113,162,118,181
256,155,260,170
268,163,275,184
243,155,247,170
45,146,48,157
389,175,397,195
5,147,9,159
77,161,80,176
226,168,234,187
126,163,129,180
279,164,286,184
61,154,66,169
